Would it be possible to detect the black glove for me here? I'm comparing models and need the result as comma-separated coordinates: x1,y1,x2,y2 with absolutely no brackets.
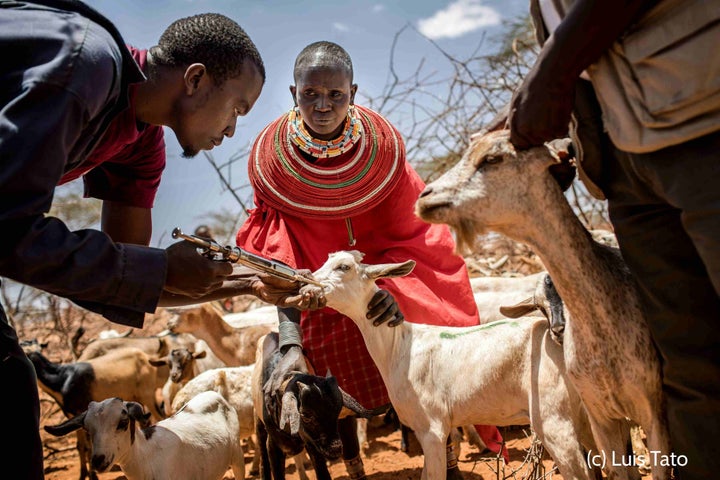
366,289,404,327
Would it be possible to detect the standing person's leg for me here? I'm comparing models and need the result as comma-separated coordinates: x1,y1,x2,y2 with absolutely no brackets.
1,305,45,480
603,131,720,480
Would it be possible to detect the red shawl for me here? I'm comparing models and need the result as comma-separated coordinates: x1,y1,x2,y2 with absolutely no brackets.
237,106,507,458
238,105,481,401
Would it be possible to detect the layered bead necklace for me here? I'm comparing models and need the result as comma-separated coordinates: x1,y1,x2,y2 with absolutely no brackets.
287,105,362,158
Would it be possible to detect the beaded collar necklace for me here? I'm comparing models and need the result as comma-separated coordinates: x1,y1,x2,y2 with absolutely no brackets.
287,105,362,158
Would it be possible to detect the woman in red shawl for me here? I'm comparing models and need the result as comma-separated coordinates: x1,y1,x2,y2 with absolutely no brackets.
237,41,506,479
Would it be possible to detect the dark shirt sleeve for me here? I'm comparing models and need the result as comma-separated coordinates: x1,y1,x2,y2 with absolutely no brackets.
0,7,165,327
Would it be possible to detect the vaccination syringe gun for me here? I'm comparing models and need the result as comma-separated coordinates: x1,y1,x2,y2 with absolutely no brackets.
171,227,323,287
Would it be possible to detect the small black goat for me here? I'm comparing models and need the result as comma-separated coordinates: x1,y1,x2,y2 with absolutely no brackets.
253,332,373,480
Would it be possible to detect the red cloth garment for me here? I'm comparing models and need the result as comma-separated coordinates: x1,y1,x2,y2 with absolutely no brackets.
248,105,404,219
237,106,479,408
474,425,509,463
237,105,506,458
59,47,166,209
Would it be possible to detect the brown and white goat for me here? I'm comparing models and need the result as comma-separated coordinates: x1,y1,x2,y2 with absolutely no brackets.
167,302,275,367
416,129,670,480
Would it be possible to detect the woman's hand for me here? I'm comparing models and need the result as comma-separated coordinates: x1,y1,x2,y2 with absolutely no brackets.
251,270,326,310
367,289,404,327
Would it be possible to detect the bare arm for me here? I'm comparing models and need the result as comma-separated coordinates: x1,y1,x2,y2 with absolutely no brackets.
509,0,659,149
101,201,152,245
158,265,326,309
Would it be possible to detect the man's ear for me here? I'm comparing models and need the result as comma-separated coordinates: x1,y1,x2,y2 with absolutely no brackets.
350,84,358,105
289,85,297,106
184,63,207,95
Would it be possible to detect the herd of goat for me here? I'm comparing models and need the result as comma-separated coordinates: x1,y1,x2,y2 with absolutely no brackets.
26,131,670,480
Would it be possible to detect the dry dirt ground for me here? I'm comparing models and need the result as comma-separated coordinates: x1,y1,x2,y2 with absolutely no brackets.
42,417,561,480
32,307,563,480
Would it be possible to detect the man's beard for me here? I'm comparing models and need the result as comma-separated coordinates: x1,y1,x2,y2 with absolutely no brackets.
181,146,199,158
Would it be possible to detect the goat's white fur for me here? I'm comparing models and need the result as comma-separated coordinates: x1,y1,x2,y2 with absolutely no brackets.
48,391,245,480
470,272,546,323
302,250,598,480
172,364,309,480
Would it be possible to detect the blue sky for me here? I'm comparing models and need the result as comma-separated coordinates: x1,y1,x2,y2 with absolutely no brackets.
79,0,529,246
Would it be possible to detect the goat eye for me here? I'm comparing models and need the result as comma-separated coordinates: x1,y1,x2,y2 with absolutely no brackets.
117,418,129,431
484,155,503,165
335,264,351,272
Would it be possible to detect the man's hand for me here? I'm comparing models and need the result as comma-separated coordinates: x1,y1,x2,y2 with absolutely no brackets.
164,241,232,298
251,270,326,310
509,60,576,151
263,344,307,411
367,289,404,327
508,0,655,151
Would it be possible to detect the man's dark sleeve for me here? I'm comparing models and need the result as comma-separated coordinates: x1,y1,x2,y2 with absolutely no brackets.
0,8,165,326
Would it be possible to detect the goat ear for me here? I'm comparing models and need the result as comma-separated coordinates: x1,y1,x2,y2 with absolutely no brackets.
148,358,168,367
499,298,538,319
279,391,301,435
366,260,416,280
126,402,150,425
543,138,577,191
44,411,86,436
194,350,207,359
545,138,574,162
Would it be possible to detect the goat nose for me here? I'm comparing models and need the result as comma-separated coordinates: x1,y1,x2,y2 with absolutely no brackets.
418,186,433,198
91,454,109,472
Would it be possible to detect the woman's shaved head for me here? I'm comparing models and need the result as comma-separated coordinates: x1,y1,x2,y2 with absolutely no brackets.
293,41,353,84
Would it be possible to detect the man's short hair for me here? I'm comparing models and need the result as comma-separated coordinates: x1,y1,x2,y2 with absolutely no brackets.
293,41,353,84
152,13,265,85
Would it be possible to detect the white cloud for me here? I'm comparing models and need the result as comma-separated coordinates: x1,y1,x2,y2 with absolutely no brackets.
417,0,501,40
372,4,385,13
333,22,350,32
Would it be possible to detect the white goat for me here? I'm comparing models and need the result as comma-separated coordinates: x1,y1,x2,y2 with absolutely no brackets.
44,391,245,480
416,129,670,480
30,348,167,480
301,250,599,480
223,305,279,328
171,365,309,480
